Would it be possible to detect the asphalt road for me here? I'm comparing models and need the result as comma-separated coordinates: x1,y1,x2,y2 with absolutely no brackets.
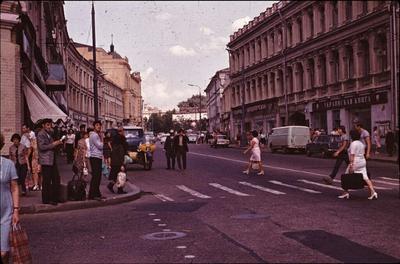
22,143,400,263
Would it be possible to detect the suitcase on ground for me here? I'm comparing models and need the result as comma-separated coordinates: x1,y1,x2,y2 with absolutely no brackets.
341,173,367,190
67,174,87,201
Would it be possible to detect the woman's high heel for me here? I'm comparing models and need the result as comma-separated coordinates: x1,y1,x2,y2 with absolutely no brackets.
242,170,249,175
368,192,378,200
257,171,264,175
338,193,350,199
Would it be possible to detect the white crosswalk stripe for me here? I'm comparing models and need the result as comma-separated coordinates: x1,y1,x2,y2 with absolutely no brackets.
298,179,343,190
332,179,391,190
154,194,174,202
371,179,399,186
209,183,250,196
269,180,321,194
380,177,399,182
176,185,212,199
238,181,285,195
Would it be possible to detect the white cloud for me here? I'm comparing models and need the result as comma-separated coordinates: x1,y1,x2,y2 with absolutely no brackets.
195,36,229,53
155,12,172,21
169,45,197,57
199,26,214,36
141,67,154,81
232,16,251,32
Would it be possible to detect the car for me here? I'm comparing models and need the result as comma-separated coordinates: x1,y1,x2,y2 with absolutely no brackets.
187,133,198,144
106,126,145,152
210,135,230,148
268,126,310,153
144,131,155,143
305,135,341,158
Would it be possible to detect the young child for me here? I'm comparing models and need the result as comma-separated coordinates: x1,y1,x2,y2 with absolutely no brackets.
116,165,127,194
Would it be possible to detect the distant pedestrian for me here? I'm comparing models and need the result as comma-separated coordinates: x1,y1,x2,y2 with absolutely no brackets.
243,130,264,175
164,129,176,170
385,128,395,157
75,124,86,149
338,129,378,200
65,129,75,164
0,133,20,264
373,126,381,154
88,121,105,200
37,118,64,205
9,133,29,196
107,127,127,194
324,126,349,185
174,129,189,170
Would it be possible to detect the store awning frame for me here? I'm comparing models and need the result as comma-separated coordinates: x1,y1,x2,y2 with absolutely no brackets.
23,75,68,123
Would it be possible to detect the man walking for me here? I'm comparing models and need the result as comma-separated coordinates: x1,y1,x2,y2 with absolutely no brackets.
174,129,189,170
323,126,349,185
354,121,371,160
88,120,104,201
164,130,176,170
37,119,64,205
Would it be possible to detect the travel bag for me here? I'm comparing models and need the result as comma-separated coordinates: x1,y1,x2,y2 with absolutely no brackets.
67,173,87,201
340,173,367,190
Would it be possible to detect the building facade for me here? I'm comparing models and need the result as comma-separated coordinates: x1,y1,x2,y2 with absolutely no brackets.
226,0,399,141
205,68,230,132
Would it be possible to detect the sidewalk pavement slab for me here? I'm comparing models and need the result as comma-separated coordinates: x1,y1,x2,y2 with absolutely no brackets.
20,156,142,214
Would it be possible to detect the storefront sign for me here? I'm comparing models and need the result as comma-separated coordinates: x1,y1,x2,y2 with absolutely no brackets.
312,92,387,112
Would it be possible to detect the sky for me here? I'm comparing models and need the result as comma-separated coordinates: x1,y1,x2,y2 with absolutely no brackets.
64,1,276,111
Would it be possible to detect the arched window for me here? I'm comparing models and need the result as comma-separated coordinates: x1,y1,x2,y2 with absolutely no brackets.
332,1,338,27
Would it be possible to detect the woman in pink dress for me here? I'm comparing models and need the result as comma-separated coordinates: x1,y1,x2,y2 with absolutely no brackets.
243,130,264,175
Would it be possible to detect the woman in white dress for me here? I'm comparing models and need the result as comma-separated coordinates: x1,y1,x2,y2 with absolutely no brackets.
338,129,378,200
243,130,264,175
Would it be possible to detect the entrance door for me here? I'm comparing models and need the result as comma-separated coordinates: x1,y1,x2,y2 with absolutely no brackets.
349,108,372,132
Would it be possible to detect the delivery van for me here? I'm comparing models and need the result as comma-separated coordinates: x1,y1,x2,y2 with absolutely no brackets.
268,126,310,153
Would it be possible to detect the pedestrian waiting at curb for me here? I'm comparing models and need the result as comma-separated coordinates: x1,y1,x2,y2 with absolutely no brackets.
107,126,127,194
323,126,349,185
243,130,264,176
338,129,378,200
65,129,75,164
9,133,30,196
0,133,20,264
88,121,105,201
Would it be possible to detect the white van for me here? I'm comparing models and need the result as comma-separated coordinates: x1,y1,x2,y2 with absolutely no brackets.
268,126,310,153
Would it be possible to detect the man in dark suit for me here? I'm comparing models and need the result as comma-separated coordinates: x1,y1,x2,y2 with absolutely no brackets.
174,129,189,170
164,129,176,170
37,118,64,205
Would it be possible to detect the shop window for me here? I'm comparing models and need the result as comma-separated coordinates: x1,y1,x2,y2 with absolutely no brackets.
332,1,338,28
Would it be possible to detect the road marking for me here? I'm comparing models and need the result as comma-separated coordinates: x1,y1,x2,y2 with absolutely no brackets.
184,255,196,259
163,229,171,232
176,246,187,249
148,213,156,216
298,179,343,190
269,180,321,194
190,152,326,177
209,183,250,196
154,194,174,202
153,219,161,222
380,177,399,182
176,185,212,199
332,179,391,190
372,179,399,186
238,181,285,195
158,224,167,227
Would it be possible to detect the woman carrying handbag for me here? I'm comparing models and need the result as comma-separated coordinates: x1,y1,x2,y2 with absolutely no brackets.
243,130,264,176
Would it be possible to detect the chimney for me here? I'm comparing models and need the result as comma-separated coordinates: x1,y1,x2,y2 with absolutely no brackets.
110,34,114,52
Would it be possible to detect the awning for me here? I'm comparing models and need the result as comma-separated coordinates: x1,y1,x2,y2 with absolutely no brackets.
23,76,68,123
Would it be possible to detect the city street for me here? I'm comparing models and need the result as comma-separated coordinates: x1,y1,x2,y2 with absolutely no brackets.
22,143,399,263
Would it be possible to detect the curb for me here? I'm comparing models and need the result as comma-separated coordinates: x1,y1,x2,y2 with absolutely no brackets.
20,182,142,215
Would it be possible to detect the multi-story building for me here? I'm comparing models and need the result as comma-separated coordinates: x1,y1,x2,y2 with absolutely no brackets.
205,68,230,132
226,1,399,140
75,42,142,126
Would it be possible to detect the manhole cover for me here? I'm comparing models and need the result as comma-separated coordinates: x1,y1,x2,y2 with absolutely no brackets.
231,213,269,220
141,231,187,240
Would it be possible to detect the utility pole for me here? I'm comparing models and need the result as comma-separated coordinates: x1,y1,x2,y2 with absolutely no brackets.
92,1,99,121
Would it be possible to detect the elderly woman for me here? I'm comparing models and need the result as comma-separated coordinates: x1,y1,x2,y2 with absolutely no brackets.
9,133,30,196
1,133,20,263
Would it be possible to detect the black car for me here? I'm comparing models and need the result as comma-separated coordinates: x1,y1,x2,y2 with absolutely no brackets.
305,135,341,158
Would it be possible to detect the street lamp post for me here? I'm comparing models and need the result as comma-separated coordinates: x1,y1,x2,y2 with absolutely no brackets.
188,84,202,130
92,1,99,121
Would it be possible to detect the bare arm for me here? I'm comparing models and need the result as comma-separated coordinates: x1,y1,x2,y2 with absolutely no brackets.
365,136,371,159
348,153,355,173
334,139,348,157
243,140,255,154
11,180,20,224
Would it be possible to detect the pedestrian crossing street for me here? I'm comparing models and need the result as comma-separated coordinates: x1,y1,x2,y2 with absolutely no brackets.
153,177,399,202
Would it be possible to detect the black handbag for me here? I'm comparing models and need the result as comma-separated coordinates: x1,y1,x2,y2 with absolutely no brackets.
67,173,87,201
341,173,367,190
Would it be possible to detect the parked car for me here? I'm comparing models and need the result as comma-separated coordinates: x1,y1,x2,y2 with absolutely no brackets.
188,133,198,144
268,126,310,153
305,135,341,158
210,135,230,148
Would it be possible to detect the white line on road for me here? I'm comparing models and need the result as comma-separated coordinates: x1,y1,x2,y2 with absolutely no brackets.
190,152,326,177
332,179,391,190
269,180,321,194
298,179,343,190
371,179,399,186
176,185,212,199
209,183,250,196
238,181,285,195
154,194,174,202
380,177,399,182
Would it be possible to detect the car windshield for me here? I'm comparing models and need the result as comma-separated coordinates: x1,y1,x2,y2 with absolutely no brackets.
125,129,143,138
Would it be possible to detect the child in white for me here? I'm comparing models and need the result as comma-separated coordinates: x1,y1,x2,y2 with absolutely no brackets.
338,130,377,200
116,165,127,192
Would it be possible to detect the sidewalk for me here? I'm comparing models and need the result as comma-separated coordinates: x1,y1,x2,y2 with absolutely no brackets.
229,144,398,164
20,156,142,214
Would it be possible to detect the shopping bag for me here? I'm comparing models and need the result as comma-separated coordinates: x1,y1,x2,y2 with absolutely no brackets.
9,223,32,264
340,173,367,190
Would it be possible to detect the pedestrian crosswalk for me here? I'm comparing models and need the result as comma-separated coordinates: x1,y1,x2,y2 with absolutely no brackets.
152,177,396,202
